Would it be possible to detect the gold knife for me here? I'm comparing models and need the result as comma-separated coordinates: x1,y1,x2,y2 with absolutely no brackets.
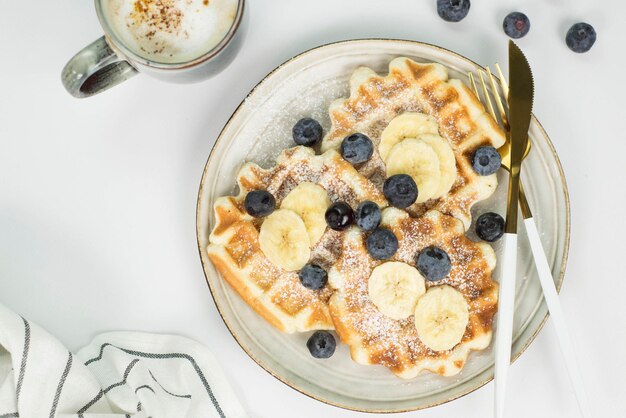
494,40,533,418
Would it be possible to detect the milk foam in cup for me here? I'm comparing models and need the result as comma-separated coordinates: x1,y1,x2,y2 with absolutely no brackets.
62,0,245,97
102,0,238,64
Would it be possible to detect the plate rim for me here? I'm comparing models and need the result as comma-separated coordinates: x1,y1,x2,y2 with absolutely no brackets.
195,38,571,413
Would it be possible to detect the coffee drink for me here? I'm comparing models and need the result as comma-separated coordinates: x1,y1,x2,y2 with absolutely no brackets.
102,0,238,63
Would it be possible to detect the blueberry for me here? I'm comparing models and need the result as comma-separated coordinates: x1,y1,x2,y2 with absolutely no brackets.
292,118,323,146
299,264,328,290
366,228,399,260
503,12,530,39
355,201,382,231
566,22,596,53
244,190,275,217
471,146,501,176
341,133,374,164
475,212,505,242
307,331,336,359
436,0,470,23
416,246,452,281
325,202,354,231
383,174,418,208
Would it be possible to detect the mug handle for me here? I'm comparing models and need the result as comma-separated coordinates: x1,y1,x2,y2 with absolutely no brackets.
62,36,137,98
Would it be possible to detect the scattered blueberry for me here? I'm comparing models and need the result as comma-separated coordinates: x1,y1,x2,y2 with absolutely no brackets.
366,228,399,260
340,133,374,164
244,190,275,217
566,22,596,53
355,201,382,231
307,331,336,359
299,264,328,290
416,246,452,281
325,202,354,231
475,212,505,242
503,12,530,39
292,118,323,146
383,174,418,208
471,146,501,176
437,0,471,23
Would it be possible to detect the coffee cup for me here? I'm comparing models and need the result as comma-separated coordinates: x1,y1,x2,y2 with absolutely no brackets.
62,0,245,98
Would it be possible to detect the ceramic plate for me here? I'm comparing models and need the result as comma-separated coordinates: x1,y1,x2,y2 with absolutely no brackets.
196,39,569,412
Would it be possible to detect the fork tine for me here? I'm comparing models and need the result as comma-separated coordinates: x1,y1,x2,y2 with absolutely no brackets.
486,66,510,130
468,72,479,97
495,63,509,99
478,70,498,122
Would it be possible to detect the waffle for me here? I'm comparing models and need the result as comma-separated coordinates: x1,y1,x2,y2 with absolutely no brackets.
207,146,387,333
328,208,498,378
321,57,506,229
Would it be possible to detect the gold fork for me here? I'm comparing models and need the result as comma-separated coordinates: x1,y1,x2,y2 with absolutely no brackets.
469,66,593,418
468,65,532,217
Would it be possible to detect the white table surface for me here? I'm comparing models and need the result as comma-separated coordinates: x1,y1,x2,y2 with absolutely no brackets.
1,0,623,417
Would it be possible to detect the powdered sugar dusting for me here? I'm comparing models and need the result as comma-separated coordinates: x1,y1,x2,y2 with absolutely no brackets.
329,210,498,374
215,143,387,323
210,57,502,373
321,58,506,231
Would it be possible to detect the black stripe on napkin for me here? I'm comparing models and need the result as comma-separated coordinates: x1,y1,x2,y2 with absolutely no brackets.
149,370,192,399
15,318,30,405
134,385,155,395
85,343,224,417
77,359,139,417
49,352,72,418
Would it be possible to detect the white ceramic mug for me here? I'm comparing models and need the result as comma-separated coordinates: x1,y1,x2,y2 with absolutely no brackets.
62,0,246,98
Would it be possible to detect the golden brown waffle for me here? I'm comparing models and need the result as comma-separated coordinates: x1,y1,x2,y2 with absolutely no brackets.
321,57,506,229
328,208,498,378
207,146,387,333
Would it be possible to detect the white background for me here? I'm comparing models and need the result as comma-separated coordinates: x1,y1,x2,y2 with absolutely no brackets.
0,0,623,417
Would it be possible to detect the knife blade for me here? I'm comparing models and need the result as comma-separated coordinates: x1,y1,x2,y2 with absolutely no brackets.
505,40,534,233
494,40,534,418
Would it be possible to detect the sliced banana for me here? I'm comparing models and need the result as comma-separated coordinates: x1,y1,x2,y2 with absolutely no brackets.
379,113,439,162
368,262,426,320
259,209,311,271
386,138,441,203
280,182,330,246
417,133,457,198
414,285,469,352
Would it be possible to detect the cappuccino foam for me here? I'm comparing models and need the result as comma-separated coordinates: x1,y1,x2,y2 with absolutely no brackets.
103,0,238,64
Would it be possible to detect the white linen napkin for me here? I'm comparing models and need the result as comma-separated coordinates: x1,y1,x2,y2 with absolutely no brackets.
0,303,248,418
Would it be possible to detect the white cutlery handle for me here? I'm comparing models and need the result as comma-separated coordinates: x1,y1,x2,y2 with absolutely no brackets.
524,217,593,418
494,232,517,418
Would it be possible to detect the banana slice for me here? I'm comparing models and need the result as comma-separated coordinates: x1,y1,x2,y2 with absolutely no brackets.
417,133,457,198
414,285,469,352
386,138,441,203
280,182,330,246
379,113,439,162
368,262,426,320
259,209,311,271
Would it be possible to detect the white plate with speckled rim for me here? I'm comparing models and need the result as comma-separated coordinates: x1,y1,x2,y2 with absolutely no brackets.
196,39,569,413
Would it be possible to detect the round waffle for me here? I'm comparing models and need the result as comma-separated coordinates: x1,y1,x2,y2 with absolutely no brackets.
328,208,498,378
207,146,387,333
321,57,506,229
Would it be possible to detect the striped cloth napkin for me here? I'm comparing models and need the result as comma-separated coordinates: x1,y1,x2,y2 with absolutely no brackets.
0,303,248,418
